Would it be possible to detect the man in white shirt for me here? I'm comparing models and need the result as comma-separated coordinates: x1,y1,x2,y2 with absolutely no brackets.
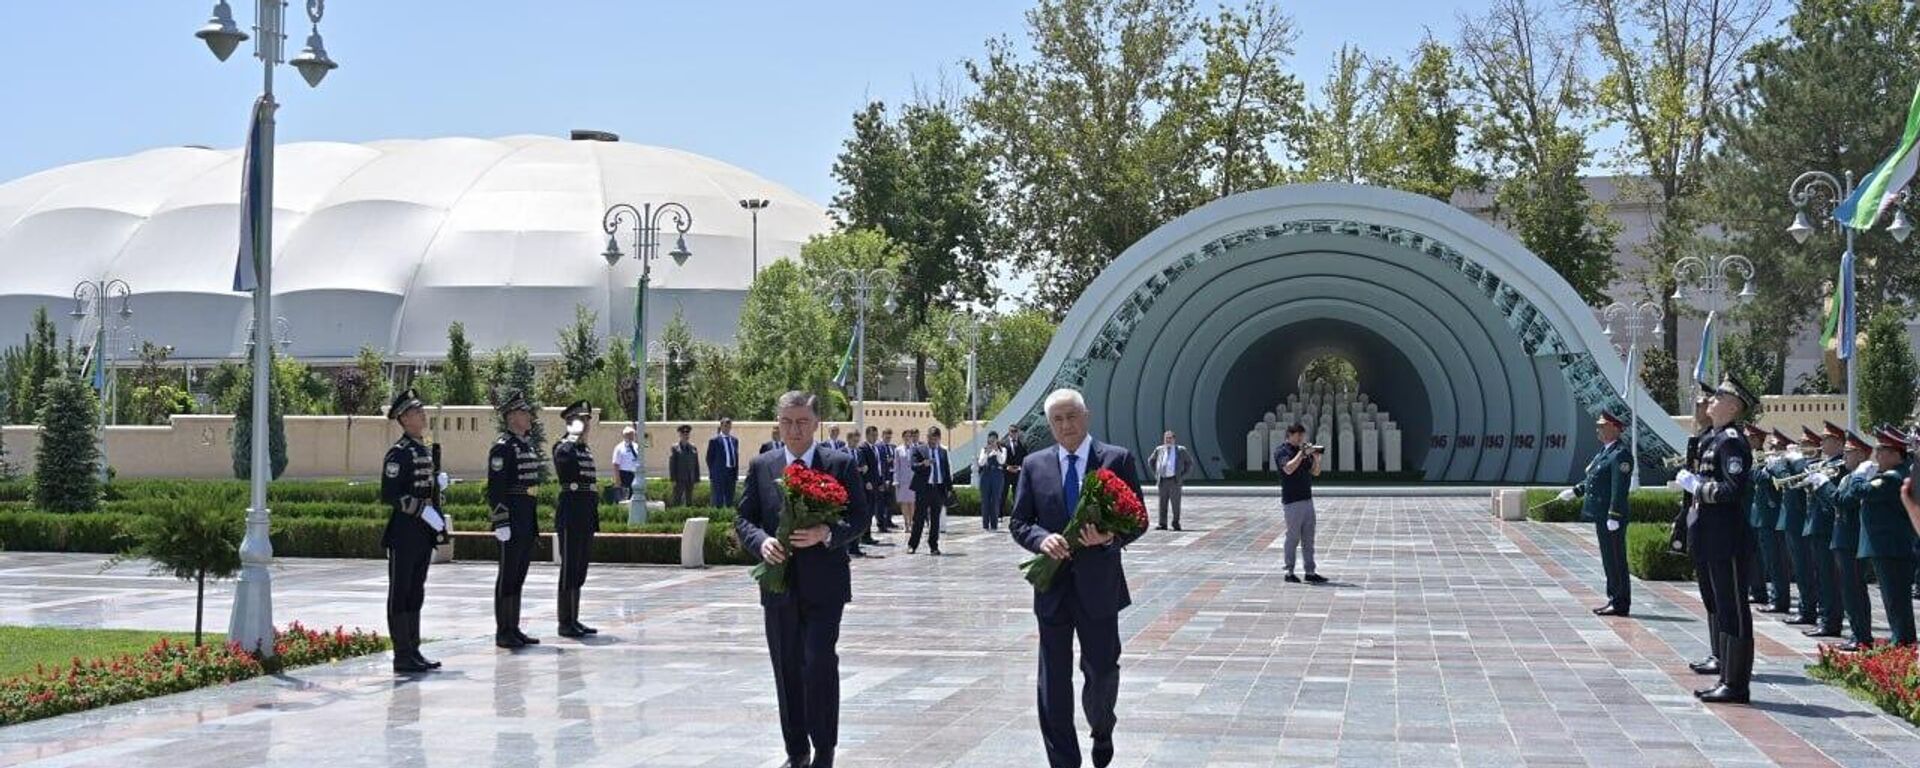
1147,430,1192,531
612,426,641,502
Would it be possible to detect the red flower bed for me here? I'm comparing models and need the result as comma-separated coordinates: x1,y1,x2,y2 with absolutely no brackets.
1810,642,1920,726
0,622,387,726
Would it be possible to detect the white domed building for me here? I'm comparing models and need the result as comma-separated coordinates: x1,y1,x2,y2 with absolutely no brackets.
0,132,831,363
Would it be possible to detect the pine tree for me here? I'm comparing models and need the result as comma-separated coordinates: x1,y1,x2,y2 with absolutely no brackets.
34,371,101,512
17,307,59,426
0,388,15,479
484,344,548,481
1858,309,1918,428
444,322,478,405
230,355,290,481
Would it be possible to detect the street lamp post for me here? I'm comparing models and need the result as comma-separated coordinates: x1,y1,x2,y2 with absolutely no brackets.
646,340,687,423
1602,301,1663,489
1670,254,1757,383
602,201,693,524
945,317,997,435
196,0,336,660
829,269,896,436
70,279,132,484
738,199,770,275
1787,170,1912,431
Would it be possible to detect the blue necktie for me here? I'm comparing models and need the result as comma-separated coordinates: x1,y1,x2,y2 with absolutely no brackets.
1061,454,1080,530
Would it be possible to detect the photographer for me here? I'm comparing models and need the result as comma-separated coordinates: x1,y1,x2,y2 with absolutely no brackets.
1273,424,1326,583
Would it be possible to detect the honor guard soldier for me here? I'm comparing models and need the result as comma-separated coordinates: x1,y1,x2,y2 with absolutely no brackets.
1797,422,1848,638
381,388,447,673
1558,410,1631,616
489,390,545,649
1808,429,1878,651
1673,377,1757,704
1756,429,1799,614
552,400,602,638
1740,423,1774,606
1859,427,1916,645
1776,429,1821,626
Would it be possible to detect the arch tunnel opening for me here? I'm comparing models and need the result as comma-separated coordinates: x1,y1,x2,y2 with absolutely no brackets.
1212,318,1433,473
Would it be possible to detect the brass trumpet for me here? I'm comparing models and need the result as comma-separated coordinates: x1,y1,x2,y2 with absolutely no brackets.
1770,463,1844,491
1661,455,1687,470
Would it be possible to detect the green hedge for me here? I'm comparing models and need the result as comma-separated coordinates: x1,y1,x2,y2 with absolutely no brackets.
1525,488,1680,525
1627,523,1694,581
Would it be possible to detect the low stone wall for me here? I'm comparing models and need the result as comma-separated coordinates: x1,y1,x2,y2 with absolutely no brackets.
0,401,978,481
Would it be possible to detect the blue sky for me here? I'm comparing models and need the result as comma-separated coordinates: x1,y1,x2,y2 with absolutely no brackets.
0,1,1502,205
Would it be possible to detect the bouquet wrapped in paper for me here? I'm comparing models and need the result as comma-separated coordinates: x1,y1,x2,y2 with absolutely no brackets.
1019,467,1148,591
751,462,849,594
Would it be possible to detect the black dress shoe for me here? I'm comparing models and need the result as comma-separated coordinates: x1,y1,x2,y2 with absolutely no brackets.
1594,605,1629,617
1155,524,1167,530
1837,640,1870,652
495,633,525,649
1803,627,1841,638
1304,573,1328,584
780,756,811,768
576,621,598,635
515,630,540,645
907,547,917,554
558,624,586,638
413,653,442,670
1687,657,1720,675
1172,524,1182,531
929,548,942,556
1697,684,1749,704
1758,605,1789,614
393,656,433,673
1092,736,1114,767
1784,615,1816,625
1284,574,1301,583
1591,604,1614,615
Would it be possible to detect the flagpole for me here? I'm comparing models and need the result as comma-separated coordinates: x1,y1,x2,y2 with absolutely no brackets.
601,200,694,524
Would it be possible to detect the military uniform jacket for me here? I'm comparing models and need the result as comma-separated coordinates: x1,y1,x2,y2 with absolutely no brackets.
1574,441,1631,523
1855,464,1915,560
1687,424,1753,562
553,437,601,533
1822,469,1870,555
1749,455,1782,531
668,442,701,484
487,432,543,530
1776,455,1810,534
380,435,436,548
1802,455,1844,539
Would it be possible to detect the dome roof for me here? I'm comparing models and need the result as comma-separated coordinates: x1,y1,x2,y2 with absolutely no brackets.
0,134,831,361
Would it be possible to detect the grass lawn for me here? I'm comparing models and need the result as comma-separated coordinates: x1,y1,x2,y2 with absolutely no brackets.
0,626,222,680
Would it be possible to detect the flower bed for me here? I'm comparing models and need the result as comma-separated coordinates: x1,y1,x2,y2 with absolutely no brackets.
0,622,387,726
1809,642,1920,726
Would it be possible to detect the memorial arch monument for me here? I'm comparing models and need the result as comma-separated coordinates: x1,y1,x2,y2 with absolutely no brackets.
978,183,1686,483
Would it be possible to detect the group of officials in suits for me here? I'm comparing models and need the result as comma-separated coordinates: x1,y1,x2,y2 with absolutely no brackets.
1563,377,1920,707
730,387,1143,768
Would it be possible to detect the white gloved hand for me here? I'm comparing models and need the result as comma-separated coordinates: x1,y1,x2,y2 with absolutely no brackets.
436,472,450,491
1806,472,1831,489
494,527,511,542
1556,488,1576,502
1853,461,1878,478
1606,519,1621,532
1767,456,1787,471
420,505,446,532
1676,470,1702,494
567,419,586,436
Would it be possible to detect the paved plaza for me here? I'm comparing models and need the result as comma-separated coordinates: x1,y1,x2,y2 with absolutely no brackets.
2,495,1918,767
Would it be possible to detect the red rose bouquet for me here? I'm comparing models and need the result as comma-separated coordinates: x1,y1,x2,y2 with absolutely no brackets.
751,462,850,594
1019,467,1148,591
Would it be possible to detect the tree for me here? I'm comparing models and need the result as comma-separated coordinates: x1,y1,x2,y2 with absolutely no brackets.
735,262,844,419
966,0,1213,317
1696,0,1920,393
444,322,479,405
1191,0,1305,197
1718,331,1783,403
120,342,193,426
1301,355,1359,392
601,337,639,421
0,387,13,479
920,312,969,428
351,345,390,414
687,343,747,421
660,309,697,422
1371,37,1479,200
330,367,375,416
118,504,241,645
1637,344,1680,413
230,354,289,482
1458,0,1622,305
13,307,59,425
556,305,603,388
978,309,1058,411
1858,308,1917,428
35,371,101,512
1290,45,1389,184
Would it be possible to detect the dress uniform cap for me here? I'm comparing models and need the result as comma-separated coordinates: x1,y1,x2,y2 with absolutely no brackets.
1713,377,1759,410
1800,427,1823,447
1596,410,1626,430
386,388,425,421
560,400,593,423
1873,426,1912,453
496,389,534,415
1822,421,1847,440
1770,429,1794,448
1845,431,1873,453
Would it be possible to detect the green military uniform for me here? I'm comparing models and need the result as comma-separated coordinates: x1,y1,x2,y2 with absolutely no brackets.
379,388,445,673
551,400,602,639
1859,428,1916,645
1750,432,1789,612
1818,430,1878,649
1775,436,1820,625
488,390,545,649
1800,439,1845,637
1573,418,1632,614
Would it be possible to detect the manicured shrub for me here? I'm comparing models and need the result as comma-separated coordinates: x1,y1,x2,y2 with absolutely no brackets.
1526,488,1681,525
1626,523,1694,581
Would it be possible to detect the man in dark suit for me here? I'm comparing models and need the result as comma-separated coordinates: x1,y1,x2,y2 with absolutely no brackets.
875,428,898,532
761,426,783,455
1001,424,1029,524
909,426,954,555
825,425,849,454
707,417,740,509
735,391,870,768
1009,388,1144,768
669,424,701,508
853,425,886,551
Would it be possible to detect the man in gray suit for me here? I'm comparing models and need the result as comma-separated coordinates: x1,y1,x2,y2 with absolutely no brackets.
1147,431,1193,531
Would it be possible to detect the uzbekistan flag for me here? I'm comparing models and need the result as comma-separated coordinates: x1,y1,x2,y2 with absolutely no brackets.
1834,79,1920,230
